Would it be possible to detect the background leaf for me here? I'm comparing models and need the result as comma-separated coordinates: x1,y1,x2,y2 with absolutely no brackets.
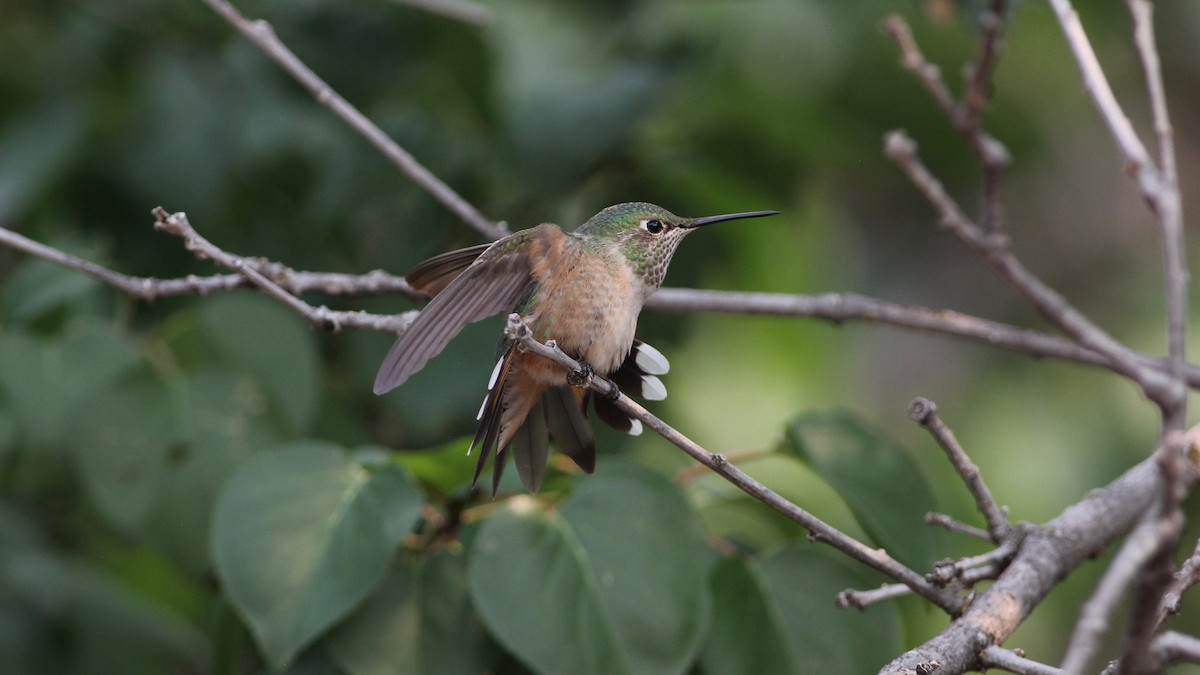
780,411,942,570
327,546,496,675
199,293,321,435
211,442,423,669
756,545,902,673
469,464,712,675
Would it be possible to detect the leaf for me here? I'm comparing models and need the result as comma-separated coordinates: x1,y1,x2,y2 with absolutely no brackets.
0,405,16,467
3,257,100,323
0,98,88,223
0,331,66,449
491,2,663,184
389,436,478,495
211,442,423,669
700,557,797,675
756,546,902,673
780,411,941,569
120,368,281,573
0,321,141,453
327,548,495,675
199,293,321,435
469,464,711,675
70,379,174,535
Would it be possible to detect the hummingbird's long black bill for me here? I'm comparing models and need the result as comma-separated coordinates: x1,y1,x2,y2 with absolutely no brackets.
684,210,780,228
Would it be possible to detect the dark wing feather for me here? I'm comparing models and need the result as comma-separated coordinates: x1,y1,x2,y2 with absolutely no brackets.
511,397,549,493
543,386,596,473
374,236,533,394
406,243,492,297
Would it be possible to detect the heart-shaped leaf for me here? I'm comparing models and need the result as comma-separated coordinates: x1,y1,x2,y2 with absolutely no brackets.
469,464,711,675
211,442,423,669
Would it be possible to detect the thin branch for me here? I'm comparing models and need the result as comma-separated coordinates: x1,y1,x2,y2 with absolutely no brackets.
1149,631,1200,669
198,0,506,240
1062,517,1173,674
927,533,1022,587
151,209,416,334
884,130,1176,405
883,13,1011,232
925,512,992,542
837,583,912,611
1103,434,1189,675
387,0,494,27
981,646,1064,675
1155,537,1200,628
840,562,1004,611
502,314,963,615
962,0,1009,129
1045,0,1161,199
648,287,1200,388
910,397,1009,541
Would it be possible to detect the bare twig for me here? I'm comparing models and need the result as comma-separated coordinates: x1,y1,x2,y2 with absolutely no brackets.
884,130,1175,405
927,533,1022,587
648,288,1200,388
151,209,415,334
925,512,992,542
840,562,1004,611
503,314,963,615
387,0,494,27
910,397,1009,541
837,583,912,611
1156,537,1200,627
1148,631,1200,669
981,646,1064,675
883,13,1011,232
962,0,1009,129
198,0,505,240
1046,0,1163,202
0,222,422,301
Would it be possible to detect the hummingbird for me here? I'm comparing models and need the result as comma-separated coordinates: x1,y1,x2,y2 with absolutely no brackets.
374,202,778,494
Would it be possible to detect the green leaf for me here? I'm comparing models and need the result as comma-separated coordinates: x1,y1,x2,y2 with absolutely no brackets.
756,546,902,673
0,98,88,223
0,331,66,449
199,293,321,435
0,321,141,453
469,464,711,675
700,557,797,675
389,436,478,495
3,258,100,323
211,442,424,669
107,368,281,572
780,411,940,569
327,548,495,675
70,379,174,535
0,405,17,467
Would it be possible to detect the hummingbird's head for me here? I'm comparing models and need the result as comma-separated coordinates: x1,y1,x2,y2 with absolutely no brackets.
575,202,779,289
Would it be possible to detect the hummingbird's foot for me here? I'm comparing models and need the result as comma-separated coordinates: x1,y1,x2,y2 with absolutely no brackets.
567,362,595,388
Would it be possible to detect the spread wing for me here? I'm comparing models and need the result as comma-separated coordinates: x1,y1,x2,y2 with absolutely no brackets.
406,243,493,297
374,234,535,394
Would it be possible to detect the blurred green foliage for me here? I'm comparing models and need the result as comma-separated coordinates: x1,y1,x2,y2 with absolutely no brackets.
4,0,1200,672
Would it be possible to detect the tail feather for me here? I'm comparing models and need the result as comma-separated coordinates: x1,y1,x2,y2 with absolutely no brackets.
593,339,668,436
511,397,550,492
470,346,516,492
543,386,596,473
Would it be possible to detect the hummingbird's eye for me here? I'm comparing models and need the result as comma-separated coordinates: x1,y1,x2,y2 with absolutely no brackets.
641,219,665,234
